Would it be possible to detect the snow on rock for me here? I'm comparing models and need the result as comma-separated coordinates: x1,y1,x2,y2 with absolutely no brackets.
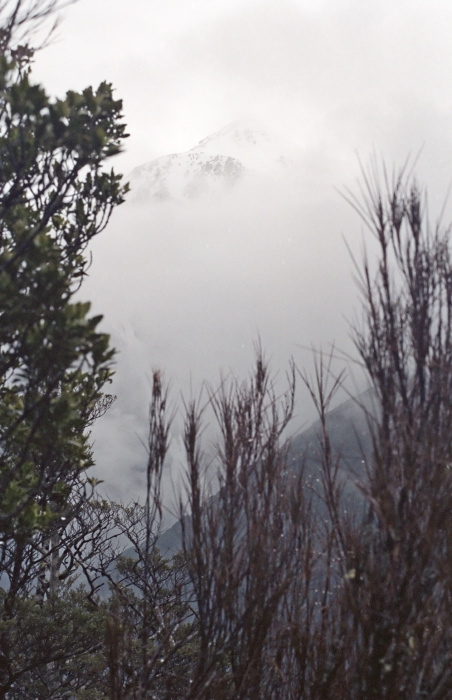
127,118,304,202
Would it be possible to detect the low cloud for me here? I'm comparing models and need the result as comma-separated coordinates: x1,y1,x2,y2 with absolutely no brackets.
83,156,366,505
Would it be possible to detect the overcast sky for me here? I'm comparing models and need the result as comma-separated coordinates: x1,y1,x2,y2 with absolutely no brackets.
33,0,452,184
29,0,452,505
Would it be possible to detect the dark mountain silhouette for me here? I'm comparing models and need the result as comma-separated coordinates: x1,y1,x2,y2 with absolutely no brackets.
155,390,375,560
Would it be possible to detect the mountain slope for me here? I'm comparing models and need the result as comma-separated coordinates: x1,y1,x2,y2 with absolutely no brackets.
154,391,374,560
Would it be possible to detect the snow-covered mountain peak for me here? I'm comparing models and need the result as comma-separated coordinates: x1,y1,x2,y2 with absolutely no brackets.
127,119,303,202
190,118,298,173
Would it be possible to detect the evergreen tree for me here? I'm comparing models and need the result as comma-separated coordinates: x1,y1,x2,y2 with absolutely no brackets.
0,3,128,696
0,17,127,539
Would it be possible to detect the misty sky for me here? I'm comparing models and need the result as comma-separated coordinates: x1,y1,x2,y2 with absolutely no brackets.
30,0,452,505
33,0,452,182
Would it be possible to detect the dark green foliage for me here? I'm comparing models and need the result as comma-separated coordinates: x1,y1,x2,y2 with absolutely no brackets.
0,6,128,697
0,587,106,699
0,40,127,537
